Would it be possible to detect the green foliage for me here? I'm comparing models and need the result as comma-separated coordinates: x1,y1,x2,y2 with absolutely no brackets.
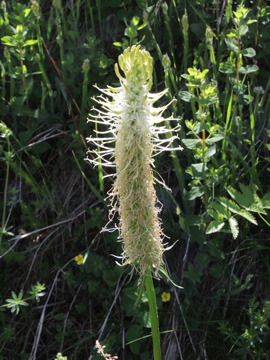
0,0,270,359
220,299,270,359
1,282,45,314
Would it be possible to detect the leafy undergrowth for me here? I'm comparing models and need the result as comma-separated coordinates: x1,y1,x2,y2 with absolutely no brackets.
0,0,270,359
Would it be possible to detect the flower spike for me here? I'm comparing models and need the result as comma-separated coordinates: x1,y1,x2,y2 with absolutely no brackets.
87,45,182,277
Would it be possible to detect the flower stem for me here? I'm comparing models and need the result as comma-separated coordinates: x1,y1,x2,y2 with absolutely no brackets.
145,267,162,360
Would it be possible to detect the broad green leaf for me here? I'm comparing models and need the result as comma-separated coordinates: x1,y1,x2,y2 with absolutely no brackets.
227,29,238,38
178,91,197,102
233,11,242,18
225,38,238,53
219,62,235,74
194,253,209,267
131,16,140,27
239,183,255,201
239,24,248,36
184,263,202,283
184,215,204,226
212,202,230,220
187,186,205,200
239,65,259,74
240,47,256,57
247,20,257,24
238,210,257,225
205,145,216,158
208,209,222,221
185,120,194,130
249,203,266,214
190,226,206,244
207,241,225,259
182,138,201,149
227,185,250,208
217,197,241,213
206,220,225,234
262,192,270,209
126,325,142,355
229,217,239,239
125,26,137,38
1,36,15,46
190,22,206,40
205,135,224,145
23,8,31,18
22,39,38,47
193,122,209,133
186,162,208,179
209,263,223,279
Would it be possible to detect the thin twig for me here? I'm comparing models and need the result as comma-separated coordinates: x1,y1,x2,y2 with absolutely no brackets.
88,271,128,360
29,258,74,360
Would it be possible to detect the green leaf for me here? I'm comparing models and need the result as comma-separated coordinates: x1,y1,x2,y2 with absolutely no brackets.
207,209,221,221
204,145,216,158
5,290,29,314
207,241,225,259
230,275,253,295
194,253,209,268
53,313,65,321
1,36,16,46
239,24,248,36
186,162,208,179
238,210,257,225
212,202,230,220
131,16,140,27
228,217,239,239
225,38,238,53
22,65,27,74
193,122,210,133
227,185,251,208
22,39,38,47
240,47,256,58
217,197,241,213
182,138,201,149
205,135,224,145
206,220,225,234
262,192,270,209
238,65,259,74
125,25,138,38
219,62,235,74
184,263,202,283
187,186,205,200
126,325,142,355
23,8,31,18
178,91,197,102
209,263,223,279
184,215,204,226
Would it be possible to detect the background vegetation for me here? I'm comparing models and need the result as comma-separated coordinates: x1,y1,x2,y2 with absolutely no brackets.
0,0,270,359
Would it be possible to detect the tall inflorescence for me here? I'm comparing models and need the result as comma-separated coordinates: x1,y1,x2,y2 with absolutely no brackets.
87,45,181,277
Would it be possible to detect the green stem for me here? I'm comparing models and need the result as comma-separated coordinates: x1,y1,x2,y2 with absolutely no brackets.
1,140,10,246
145,267,162,360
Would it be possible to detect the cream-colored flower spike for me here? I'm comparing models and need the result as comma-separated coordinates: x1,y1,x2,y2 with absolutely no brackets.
87,45,181,277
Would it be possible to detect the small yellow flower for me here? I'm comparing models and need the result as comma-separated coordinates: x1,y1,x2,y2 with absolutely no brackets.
161,292,171,302
74,254,84,265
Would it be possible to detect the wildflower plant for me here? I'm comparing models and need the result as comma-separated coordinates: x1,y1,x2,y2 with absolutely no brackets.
88,45,180,277
88,45,181,360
